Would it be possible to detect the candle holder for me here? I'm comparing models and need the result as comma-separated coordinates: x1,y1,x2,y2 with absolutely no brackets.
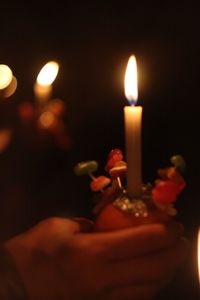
74,149,186,231
94,186,171,232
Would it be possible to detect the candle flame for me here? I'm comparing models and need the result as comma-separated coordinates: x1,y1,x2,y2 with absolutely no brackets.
0,65,13,90
124,55,138,105
37,61,59,86
198,229,200,283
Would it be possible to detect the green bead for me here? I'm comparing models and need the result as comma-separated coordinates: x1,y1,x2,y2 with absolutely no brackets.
170,155,186,172
74,160,98,176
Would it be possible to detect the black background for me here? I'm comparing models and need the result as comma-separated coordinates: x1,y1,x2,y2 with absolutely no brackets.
0,1,200,299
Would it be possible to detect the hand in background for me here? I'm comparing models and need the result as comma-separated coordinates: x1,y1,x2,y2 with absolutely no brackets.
4,217,189,300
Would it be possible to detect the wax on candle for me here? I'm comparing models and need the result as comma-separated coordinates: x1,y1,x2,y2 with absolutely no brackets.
124,55,142,198
34,61,59,103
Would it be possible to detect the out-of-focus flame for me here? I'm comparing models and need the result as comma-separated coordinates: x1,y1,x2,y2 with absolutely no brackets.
0,65,13,90
47,99,65,117
198,229,200,283
2,76,18,98
37,61,59,86
0,129,12,153
39,111,55,128
124,55,138,105
18,102,35,121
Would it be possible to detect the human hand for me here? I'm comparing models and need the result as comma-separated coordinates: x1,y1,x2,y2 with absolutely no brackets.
4,217,189,300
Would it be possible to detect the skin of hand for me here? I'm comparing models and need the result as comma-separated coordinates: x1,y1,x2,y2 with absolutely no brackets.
4,217,189,300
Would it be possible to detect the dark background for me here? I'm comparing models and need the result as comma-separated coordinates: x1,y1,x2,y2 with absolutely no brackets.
0,1,200,299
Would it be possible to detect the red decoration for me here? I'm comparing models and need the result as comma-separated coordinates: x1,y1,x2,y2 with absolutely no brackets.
105,149,123,172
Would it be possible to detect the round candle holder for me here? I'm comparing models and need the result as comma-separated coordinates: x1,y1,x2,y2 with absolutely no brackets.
94,185,171,232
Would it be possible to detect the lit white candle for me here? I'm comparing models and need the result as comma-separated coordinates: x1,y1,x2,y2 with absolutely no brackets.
124,55,142,198
34,61,59,103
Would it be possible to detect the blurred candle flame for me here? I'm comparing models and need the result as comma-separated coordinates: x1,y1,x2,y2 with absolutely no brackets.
0,129,12,153
37,61,59,86
2,76,18,98
39,111,55,128
198,229,200,283
0,65,13,90
124,55,138,105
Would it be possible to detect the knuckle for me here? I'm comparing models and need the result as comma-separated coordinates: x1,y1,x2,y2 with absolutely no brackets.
43,217,66,236
46,217,63,229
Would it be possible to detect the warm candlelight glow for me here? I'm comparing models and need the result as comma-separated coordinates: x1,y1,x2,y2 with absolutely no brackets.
124,55,138,105
36,61,59,86
0,65,13,90
198,229,200,283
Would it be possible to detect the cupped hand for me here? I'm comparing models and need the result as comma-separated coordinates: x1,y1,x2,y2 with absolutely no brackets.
5,217,189,300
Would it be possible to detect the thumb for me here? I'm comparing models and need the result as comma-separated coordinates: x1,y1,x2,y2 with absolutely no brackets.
4,217,94,259
27,217,93,246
